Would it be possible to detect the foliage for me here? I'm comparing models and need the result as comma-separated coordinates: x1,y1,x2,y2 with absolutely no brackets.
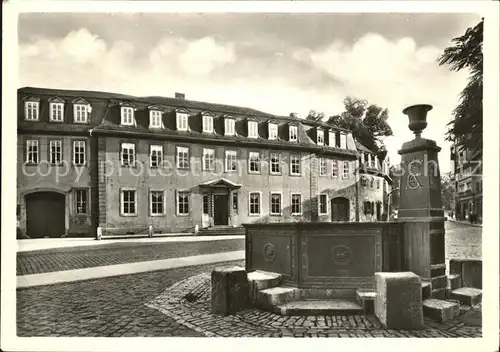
438,19,483,151
326,97,393,158
305,109,325,122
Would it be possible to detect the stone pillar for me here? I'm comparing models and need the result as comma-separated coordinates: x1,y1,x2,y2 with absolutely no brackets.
398,105,446,297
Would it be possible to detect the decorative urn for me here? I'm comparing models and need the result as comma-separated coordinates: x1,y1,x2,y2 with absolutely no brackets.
402,104,433,138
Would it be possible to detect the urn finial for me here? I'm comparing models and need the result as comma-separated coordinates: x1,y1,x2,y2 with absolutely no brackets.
403,104,433,138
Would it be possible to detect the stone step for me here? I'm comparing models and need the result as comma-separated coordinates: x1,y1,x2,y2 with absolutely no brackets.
422,299,460,324
247,271,282,302
356,289,376,314
256,286,301,307
448,274,461,291
421,281,431,300
276,299,364,316
449,287,482,306
431,288,447,300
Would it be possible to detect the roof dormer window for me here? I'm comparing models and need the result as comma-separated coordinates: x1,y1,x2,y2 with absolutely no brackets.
202,114,214,133
24,98,40,121
289,125,298,142
317,129,324,146
248,120,258,139
150,110,162,128
329,131,336,147
224,116,235,136
49,97,65,122
121,106,134,126
268,122,278,140
340,132,347,149
72,98,90,123
176,110,189,131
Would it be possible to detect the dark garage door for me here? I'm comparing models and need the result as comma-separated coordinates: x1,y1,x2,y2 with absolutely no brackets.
331,197,350,222
26,192,65,238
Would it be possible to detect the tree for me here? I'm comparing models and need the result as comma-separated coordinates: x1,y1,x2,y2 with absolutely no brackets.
438,19,483,151
326,97,393,157
305,109,325,122
440,172,455,210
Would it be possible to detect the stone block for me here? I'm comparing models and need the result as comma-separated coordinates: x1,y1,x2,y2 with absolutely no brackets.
247,270,282,303
431,275,448,290
431,288,446,300
423,299,460,324
448,274,461,291
450,287,482,306
449,259,482,289
375,272,424,329
421,281,431,300
430,264,446,277
356,290,376,314
211,266,250,316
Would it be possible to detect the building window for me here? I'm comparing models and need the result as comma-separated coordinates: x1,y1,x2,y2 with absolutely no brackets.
329,131,336,147
121,107,134,126
225,118,235,136
319,194,328,215
361,177,368,188
268,123,278,140
150,190,164,216
332,160,338,177
26,140,39,164
370,178,374,188
270,153,281,174
74,104,89,123
319,158,327,176
25,101,39,121
202,115,214,133
203,194,210,215
289,125,298,142
73,140,86,165
225,150,237,172
232,192,238,214
50,103,64,122
74,189,88,215
317,130,324,145
342,161,349,179
150,110,162,128
202,148,215,171
121,189,137,216
249,152,261,173
176,113,189,131
49,140,63,165
270,192,282,215
248,121,258,138
376,179,380,189
290,155,301,175
121,143,136,167
176,146,190,169
150,145,163,168
177,192,190,215
249,192,261,215
291,193,302,215
340,133,347,149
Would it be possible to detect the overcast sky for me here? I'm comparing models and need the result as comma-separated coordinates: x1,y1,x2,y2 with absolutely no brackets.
18,12,482,171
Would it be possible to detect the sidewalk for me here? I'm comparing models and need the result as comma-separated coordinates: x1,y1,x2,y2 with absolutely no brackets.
17,250,245,289
17,234,245,253
447,218,483,228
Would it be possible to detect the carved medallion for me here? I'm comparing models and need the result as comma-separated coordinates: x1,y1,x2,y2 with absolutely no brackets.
263,243,276,262
331,244,353,266
407,158,423,189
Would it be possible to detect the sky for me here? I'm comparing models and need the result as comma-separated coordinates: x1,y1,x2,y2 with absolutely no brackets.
18,12,482,172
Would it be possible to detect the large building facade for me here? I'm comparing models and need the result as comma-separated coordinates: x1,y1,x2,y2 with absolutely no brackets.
450,144,482,223
17,87,391,238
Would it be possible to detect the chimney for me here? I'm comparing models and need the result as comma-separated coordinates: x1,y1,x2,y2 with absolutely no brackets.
175,92,185,100
290,112,298,118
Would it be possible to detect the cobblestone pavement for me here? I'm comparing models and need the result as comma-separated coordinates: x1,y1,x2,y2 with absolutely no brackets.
146,271,482,338
17,262,249,337
445,221,482,262
17,239,244,276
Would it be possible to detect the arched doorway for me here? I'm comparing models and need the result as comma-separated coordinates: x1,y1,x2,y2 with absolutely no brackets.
25,192,65,238
331,197,350,222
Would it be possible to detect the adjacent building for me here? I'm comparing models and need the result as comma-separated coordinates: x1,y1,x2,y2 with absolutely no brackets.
450,143,482,222
17,87,392,238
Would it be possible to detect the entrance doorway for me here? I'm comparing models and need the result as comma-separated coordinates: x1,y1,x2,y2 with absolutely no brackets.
26,192,65,238
376,202,382,221
331,197,350,222
213,194,229,226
